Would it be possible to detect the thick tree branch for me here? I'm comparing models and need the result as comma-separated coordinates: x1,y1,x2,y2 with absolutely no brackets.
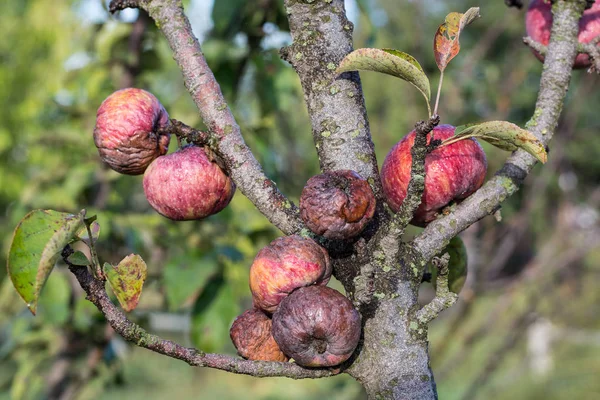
282,0,382,199
64,249,338,379
412,0,587,263
110,0,303,235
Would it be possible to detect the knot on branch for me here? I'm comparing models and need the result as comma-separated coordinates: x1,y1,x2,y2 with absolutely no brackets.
109,0,142,13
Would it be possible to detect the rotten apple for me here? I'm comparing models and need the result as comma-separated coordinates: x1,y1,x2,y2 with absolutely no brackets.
272,285,361,367
300,170,376,240
230,308,288,362
94,88,171,175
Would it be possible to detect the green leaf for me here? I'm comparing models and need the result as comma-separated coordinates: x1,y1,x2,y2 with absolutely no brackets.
163,253,219,310
336,48,431,116
103,254,147,312
7,209,85,315
441,121,548,164
67,251,90,266
190,271,240,353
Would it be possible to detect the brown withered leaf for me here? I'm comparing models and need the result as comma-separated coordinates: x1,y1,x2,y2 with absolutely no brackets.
434,7,480,72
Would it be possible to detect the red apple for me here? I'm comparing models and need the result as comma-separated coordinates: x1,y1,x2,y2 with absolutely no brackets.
380,124,487,226
249,235,332,314
143,145,235,220
526,0,600,68
94,88,171,175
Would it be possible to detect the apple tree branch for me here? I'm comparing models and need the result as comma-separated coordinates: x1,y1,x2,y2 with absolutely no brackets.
412,0,588,263
63,246,338,379
109,0,303,236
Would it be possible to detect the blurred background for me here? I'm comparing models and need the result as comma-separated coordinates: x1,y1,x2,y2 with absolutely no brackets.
0,0,599,399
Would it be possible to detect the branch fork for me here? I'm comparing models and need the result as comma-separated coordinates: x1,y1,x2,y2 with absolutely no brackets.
415,254,458,325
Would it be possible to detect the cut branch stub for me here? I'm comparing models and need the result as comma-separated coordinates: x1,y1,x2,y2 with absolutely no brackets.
336,48,431,116
103,254,147,312
434,7,481,72
7,209,85,315
439,121,548,164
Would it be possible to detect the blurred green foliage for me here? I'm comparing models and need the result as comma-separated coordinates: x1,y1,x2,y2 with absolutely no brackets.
0,0,599,399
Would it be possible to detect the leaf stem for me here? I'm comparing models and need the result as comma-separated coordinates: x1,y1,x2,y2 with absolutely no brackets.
433,71,444,117
81,214,103,280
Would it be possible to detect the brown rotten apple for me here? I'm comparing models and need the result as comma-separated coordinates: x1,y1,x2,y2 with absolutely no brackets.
143,145,235,220
272,285,361,367
230,308,288,362
249,235,331,314
380,124,487,226
526,0,600,69
300,170,376,240
94,88,171,175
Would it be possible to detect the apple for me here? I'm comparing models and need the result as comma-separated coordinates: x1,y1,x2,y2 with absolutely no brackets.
143,145,235,220
300,170,376,240
380,124,487,226
249,235,332,314
230,308,288,362
271,285,361,367
526,0,600,68
94,88,171,175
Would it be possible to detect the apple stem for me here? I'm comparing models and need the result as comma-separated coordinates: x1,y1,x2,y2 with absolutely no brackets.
433,71,444,117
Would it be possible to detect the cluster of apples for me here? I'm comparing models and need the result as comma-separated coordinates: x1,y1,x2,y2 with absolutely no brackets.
231,235,361,367
93,88,236,221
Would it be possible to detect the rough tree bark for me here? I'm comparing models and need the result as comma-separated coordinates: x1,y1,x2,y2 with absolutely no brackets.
88,1,589,399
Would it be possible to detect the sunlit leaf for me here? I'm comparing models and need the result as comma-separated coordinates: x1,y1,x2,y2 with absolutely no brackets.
103,254,147,312
336,48,431,115
434,7,480,72
440,121,547,164
7,210,85,315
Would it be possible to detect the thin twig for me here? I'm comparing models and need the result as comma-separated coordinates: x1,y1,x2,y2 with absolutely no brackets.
523,36,548,56
372,115,440,276
109,0,142,13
